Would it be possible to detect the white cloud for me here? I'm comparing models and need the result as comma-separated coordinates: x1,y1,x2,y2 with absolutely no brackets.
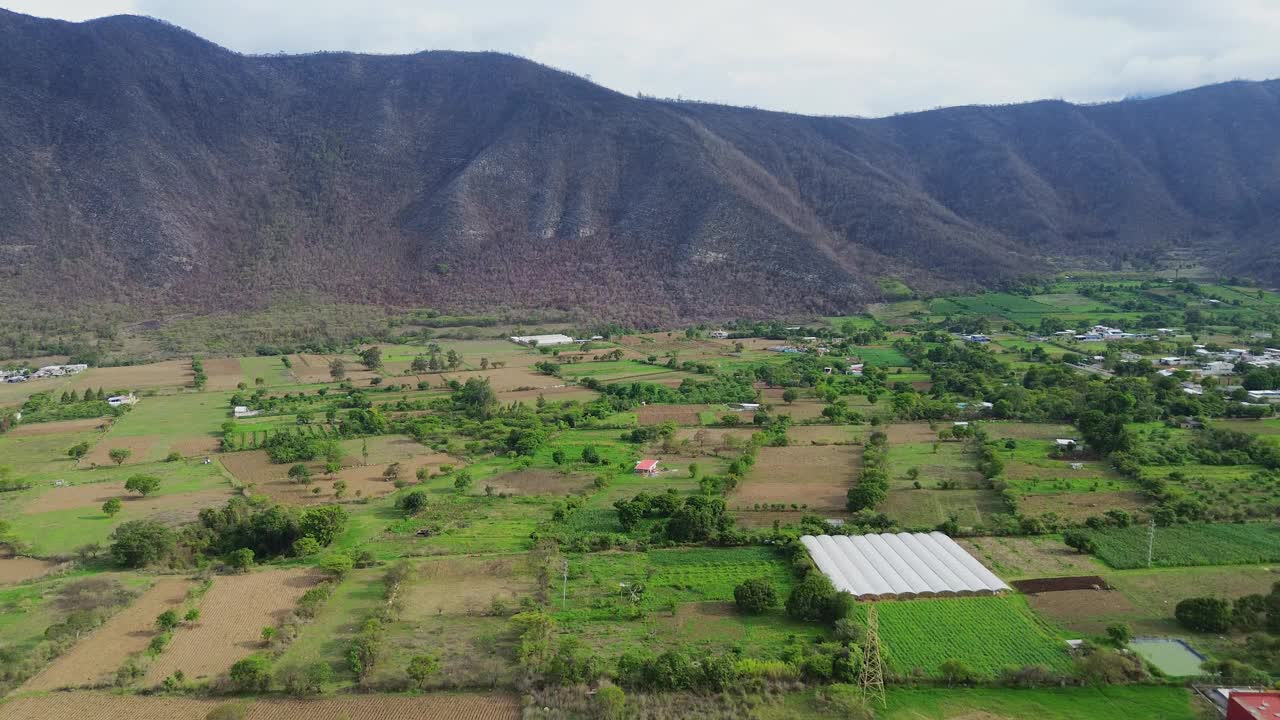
5,0,1279,116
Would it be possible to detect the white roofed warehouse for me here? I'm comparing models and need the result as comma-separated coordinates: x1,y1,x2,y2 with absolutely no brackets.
800,532,1010,600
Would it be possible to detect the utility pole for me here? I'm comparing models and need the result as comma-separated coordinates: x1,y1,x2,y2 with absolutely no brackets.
860,604,886,709
1147,517,1156,568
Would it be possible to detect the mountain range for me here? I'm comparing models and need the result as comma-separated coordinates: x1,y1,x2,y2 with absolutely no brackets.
2,9,1278,322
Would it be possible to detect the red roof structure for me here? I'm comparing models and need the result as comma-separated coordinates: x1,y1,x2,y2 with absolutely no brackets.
1229,692,1280,720
634,460,659,474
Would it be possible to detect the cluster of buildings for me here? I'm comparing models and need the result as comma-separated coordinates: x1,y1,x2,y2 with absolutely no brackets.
0,363,88,383
1156,346,1280,380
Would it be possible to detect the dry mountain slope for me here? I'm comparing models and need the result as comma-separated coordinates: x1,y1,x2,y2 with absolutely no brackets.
0,10,1278,321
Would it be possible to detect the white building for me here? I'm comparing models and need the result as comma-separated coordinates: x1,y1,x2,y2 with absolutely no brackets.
233,405,260,418
801,532,1011,600
709,330,730,339
509,334,576,347
1246,390,1280,404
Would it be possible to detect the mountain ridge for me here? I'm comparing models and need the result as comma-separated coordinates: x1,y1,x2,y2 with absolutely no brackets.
2,9,1278,322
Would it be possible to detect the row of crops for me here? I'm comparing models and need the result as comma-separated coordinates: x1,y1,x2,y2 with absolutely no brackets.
858,595,1072,678
229,423,338,450
1086,522,1280,569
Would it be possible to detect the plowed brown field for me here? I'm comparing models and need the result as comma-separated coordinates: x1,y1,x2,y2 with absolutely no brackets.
142,568,320,684
0,693,520,720
24,578,193,690
6,418,109,437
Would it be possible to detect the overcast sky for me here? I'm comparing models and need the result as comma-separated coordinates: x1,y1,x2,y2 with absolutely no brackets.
5,0,1280,117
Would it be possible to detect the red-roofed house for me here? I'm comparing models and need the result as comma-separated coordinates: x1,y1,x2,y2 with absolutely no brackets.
634,460,659,476
1229,691,1280,720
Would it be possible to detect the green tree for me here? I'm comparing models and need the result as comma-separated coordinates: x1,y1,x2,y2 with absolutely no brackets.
1106,622,1132,647
102,497,123,517
328,358,346,381
229,655,272,692
67,442,90,460
733,578,777,614
109,520,175,567
785,573,837,622
227,547,255,573
359,346,383,370
124,474,161,496
288,464,312,484
156,609,180,631
406,653,440,689
410,355,430,373
595,684,626,720
333,480,348,498
453,471,473,493
292,537,322,557
1175,597,1232,633
185,608,201,623
581,445,601,464
261,626,276,645
301,505,349,545
782,388,798,404
456,377,498,420
108,448,132,465
319,553,355,579
399,489,429,514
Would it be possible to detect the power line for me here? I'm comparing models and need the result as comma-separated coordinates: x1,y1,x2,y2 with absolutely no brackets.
861,604,886,708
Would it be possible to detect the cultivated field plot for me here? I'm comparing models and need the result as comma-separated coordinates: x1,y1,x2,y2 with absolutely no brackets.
673,427,755,451
636,404,713,425
218,450,428,505
20,477,233,516
1012,490,1149,522
855,595,1071,678
1106,565,1280,634
67,360,194,393
0,693,520,720
5,417,109,437
871,686,1203,720
889,441,982,489
79,436,154,467
24,577,192,690
142,568,320,684
732,445,859,511
758,390,827,420
202,358,245,391
403,555,535,616
495,386,597,405
1086,522,1280,569
880,488,1006,529
960,536,1105,579
885,422,947,444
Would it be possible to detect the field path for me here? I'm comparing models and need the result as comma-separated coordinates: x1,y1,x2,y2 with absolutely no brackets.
142,568,319,684
23,577,193,691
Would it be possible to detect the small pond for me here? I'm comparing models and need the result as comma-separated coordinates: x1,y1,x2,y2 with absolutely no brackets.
1129,637,1205,677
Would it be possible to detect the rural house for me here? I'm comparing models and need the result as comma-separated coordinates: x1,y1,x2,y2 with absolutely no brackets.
634,459,659,476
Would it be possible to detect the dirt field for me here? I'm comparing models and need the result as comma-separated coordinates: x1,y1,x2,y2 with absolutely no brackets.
495,386,597,405
0,693,520,720
0,555,60,585
435,367,555,392
674,427,756,451
1027,588,1142,634
637,404,711,425
959,536,1106,579
202,358,245,391
483,469,592,496
404,556,534,616
289,354,380,384
79,436,155,467
22,479,233,515
171,436,221,457
982,422,1077,440
24,578,193,690
732,445,859,511
143,568,320,684
1013,490,1150,522
1011,576,1110,593
67,360,194,392
733,510,850,529
6,418,109,437
880,488,1005,528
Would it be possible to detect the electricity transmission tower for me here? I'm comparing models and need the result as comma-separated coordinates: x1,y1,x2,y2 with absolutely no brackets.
860,604,886,708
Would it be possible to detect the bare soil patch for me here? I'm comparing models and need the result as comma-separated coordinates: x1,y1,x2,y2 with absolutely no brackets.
7,418,109,437
0,693,520,720
674,427,756,452
223,447,456,505
171,436,221,457
24,578,193,690
1013,490,1149,522
637,404,711,425
1012,576,1110,594
496,386,597,405
203,358,245,391
0,555,60,585
143,568,320,684
403,556,534,617
1027,588,1141,633
983,422,1077,440
483,469,592,496
68,360,194,392
733,510,850,529
79,436,155,468
732,445,859,512
289,354,379,384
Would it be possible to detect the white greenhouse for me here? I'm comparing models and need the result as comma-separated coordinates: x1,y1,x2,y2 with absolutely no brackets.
800,532,1010,600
